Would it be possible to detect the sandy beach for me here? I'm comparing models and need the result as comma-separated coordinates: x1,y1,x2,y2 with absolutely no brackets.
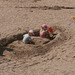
0,0,75,75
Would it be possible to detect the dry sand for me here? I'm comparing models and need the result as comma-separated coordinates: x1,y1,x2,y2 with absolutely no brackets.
0,0,75,75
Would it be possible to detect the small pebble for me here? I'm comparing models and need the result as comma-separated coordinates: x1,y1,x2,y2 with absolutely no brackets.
73,56,75,58
30,10,33,12
13,52,16,55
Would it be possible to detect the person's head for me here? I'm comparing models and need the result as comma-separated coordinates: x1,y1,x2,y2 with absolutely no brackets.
41,24,48,30
28,30,34,36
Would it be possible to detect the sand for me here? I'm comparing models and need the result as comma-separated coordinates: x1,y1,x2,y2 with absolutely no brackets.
0,0,75,75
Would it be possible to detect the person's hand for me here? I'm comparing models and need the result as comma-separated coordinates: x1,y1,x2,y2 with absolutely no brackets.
30,40,35,44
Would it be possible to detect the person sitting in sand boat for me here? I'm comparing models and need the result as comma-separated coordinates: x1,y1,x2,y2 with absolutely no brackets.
40,24,56,40
40,24,49,38
23,30,35,44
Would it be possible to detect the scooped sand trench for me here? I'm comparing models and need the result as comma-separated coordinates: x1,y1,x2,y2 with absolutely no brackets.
5,37,51,59
0,27,67,60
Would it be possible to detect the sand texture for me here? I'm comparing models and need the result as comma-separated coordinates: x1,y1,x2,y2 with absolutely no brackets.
0,0,75,75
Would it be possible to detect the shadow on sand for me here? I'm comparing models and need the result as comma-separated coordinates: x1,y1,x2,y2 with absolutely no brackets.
0,47,13,56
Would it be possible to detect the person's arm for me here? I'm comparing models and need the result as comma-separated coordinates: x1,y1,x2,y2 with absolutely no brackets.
23,34,25,38
40,29,42,34
30,40,35,44
29,37,35,44
47,30,53,37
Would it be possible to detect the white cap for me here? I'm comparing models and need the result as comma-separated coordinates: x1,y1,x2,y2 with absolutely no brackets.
29,30,34,35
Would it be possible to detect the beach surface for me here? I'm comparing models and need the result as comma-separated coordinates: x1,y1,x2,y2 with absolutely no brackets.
0,0,75,75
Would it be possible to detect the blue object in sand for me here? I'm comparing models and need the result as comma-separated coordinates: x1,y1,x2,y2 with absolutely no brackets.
67,24,71,26
73,18,75,20
56,32,58,34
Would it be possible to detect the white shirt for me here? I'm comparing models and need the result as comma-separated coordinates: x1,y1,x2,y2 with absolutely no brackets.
23,34,31,44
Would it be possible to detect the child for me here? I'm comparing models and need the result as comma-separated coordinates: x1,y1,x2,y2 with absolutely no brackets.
23,30,34,44
40,24,56,40
40,24,49,38
48,27,57,40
